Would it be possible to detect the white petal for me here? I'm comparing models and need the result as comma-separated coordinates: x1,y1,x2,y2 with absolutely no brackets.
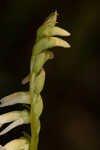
0,117,29,136
0,119,23,135
4,138,29,150
0,110,30,135
0,111,22,127
0,92,30,107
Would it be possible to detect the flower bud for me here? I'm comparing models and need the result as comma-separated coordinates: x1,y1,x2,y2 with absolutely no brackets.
31,51,54,74
37,26,71,39
33,37,71,56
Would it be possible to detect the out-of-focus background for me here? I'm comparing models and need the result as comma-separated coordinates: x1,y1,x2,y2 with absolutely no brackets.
0,0,100,150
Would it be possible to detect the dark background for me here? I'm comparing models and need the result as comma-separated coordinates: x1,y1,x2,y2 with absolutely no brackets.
0,0,100,150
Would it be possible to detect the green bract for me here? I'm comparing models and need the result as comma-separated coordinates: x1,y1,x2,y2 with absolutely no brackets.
0,11,71,150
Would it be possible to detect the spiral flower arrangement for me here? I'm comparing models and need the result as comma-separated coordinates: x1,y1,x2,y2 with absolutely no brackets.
0,11,71,150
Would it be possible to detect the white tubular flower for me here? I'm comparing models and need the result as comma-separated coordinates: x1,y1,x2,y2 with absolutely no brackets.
0,138,29,150
0,110,30,135
0,92,30,107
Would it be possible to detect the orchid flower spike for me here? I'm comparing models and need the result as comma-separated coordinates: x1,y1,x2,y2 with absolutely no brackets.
0,11,71,150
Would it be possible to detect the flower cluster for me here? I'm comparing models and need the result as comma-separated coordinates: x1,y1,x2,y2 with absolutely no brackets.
0,11,71,150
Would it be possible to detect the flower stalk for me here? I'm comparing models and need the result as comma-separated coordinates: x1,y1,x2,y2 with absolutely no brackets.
0,11,71,150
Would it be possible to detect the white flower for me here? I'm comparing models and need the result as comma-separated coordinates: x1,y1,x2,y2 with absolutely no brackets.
0,110,30,135
0,138,29,150
0,92,30,107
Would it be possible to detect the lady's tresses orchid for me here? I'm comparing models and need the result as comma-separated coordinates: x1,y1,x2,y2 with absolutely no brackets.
0,11,71,150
